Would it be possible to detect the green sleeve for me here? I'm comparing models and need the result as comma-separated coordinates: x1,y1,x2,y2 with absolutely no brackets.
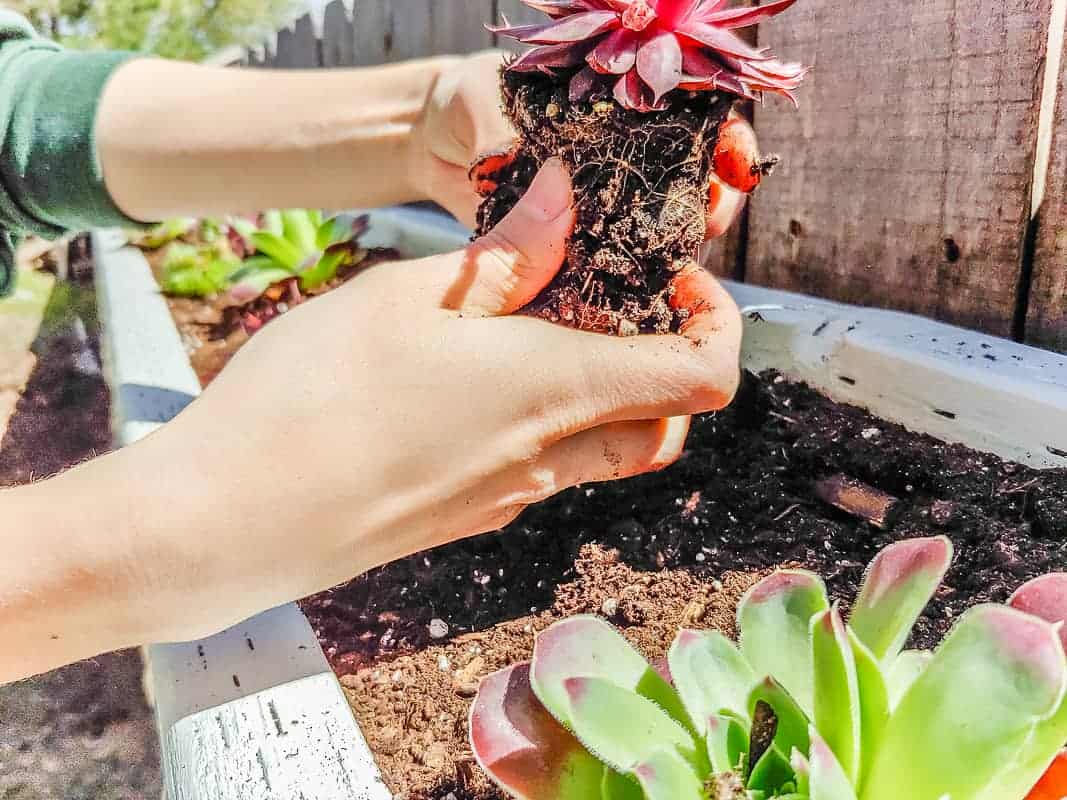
0,12,144,295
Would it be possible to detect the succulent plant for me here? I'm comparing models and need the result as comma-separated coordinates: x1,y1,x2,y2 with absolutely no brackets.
159,238,241,297
227,210,369,301
470,537,1067,799
152,210,369,301
132,216,198,250
493,0,807,111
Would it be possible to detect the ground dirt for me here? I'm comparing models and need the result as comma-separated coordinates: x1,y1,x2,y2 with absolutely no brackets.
0,263,160,800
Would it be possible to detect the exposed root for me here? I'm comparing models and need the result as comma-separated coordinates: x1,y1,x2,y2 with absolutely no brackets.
476,69,734,335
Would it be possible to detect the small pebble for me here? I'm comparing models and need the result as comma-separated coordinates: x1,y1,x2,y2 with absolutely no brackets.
545,102,560,118
428,618,449,639
860,427,881,439
601,598,619,617
618,319,639,337
437,654,451,672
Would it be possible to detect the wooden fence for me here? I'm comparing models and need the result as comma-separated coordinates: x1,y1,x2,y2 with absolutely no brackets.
225,0,1067,353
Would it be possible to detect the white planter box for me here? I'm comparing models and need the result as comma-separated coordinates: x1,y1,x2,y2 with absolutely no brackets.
94,208,1067,800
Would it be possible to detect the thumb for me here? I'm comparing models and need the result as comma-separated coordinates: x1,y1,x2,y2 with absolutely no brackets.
439,157,575,316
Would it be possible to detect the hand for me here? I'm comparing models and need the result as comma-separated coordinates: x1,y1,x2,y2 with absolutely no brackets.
0,159,741,680
410,51,516,226
119,158,741,645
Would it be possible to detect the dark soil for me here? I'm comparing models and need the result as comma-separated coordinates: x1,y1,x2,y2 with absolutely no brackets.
299,369,1067,799
0,269,160,799
341,545,762,799
475,69,733,335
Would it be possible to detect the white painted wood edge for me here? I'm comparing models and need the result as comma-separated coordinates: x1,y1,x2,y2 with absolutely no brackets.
728,282,1067,469
95,207,1066,799
93,230,389,800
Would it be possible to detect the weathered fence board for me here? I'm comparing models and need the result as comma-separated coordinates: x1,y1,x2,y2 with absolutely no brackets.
351,0,493,64
746,0,1051,339
273,25,296,67
430,0,495,54
322,0,356,67
352,0,394,64
222,0,1067,352
291,13,322,67
1028,9,1067,351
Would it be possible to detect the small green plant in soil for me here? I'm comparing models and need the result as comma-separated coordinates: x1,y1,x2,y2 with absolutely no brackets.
228,209,369,300
470,537,1067,799
138,210,370,303
477,0,805,334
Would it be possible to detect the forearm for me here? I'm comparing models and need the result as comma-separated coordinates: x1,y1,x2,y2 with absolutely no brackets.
0,452,142,681
0,442,216,683
97,57,459,221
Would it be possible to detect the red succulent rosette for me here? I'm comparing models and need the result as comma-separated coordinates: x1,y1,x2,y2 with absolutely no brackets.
493,0,807,112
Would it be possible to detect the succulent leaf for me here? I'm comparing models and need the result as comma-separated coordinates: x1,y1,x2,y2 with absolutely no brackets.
561,676,702,775
531,616,695,734
846,627,889,792
747,676,811,773
633,748,705,800
137,217,197,249
227,263,297,303
495,0,805,110
602,767,645,800
978,576,1067,800
811,606,862,784
849,536,953,662
470,664,604,800
790,748,811,795
705,712,749,774
260,210,284,236
974,702,1067,800
739,570,829,715
668,629,755,733
882,649,931,711
300,250,349,294
861,605,1067,800
809,730,860,800
250,231,304,272
280,209,318,256
1010,573,1067,652
698,0,797,29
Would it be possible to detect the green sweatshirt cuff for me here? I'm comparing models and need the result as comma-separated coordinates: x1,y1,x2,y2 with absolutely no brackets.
2,46,142,235
0,38,143,295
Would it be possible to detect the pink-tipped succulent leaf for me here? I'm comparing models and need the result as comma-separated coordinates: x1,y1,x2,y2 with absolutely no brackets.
530,615,695,734
494,0,807,111
1010,573,1067,652
470,663,605,799
738,569,829,715
849,536,953,662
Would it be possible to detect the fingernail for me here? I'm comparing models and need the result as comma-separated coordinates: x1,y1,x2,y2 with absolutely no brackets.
521,157,572,222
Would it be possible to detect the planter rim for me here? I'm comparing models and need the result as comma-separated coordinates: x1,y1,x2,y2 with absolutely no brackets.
93,207,1067,799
